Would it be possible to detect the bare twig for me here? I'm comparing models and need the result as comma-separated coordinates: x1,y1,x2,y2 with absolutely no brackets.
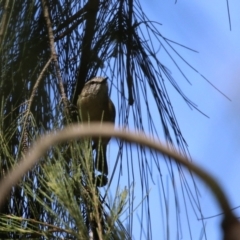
41,0,69,112
226,0,231,31
26,57,53,113
21,57,53,152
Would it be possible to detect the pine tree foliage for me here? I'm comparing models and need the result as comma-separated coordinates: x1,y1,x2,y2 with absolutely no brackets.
0,0,208,239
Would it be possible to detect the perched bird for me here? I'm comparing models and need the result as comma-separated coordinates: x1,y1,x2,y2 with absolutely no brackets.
77,77,115,175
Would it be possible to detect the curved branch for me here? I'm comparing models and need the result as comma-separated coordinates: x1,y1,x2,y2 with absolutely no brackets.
0,123,232,213
0,123,239,239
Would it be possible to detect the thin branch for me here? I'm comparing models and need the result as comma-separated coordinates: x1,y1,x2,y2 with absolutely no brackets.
41,0,69,113
3,215,75,236
73,0,100,105
20,57,52,153
26,57,53,115
54,16,85,41
0,0,10,47
126,0,134,105
54,4,88,34
226,0,231,31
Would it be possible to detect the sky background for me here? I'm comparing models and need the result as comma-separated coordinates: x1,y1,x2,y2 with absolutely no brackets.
107,1,240,239
142,1,240,239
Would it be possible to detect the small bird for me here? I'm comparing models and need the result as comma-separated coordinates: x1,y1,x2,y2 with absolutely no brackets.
77,77,115,175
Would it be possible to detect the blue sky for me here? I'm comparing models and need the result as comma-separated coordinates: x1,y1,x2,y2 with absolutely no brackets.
105,1,240,239
140,1,240,239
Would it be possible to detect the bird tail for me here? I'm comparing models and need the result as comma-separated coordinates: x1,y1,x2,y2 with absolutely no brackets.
95,144,108,175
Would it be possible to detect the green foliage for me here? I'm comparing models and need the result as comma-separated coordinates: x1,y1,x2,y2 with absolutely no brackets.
0,0,207,239
0,138,132,239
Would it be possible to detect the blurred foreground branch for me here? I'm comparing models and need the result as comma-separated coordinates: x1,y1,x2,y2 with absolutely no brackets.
0,123,239,240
